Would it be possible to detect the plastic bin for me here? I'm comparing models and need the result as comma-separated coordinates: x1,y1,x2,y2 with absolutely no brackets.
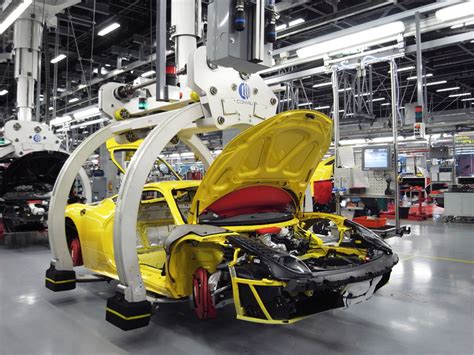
353,216,387,228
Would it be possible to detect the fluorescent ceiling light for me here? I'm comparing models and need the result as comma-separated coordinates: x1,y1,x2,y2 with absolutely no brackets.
461,98,474,101
98,22,120,36
449,93,471,98
73,107,101,120
397,66,415,72
297,21,405,59
338,88,351,92
0,0,33,35
407,73,433,80
70,118,108,129
314,105,330,110
51,54,66,64
276,24,287,31
289,18,304,27
371,97,386,102
280,98,292,102
50,115,72,126
141,70,156,78
436,86,460,92
354,93,370,98
69,97,80,103
388,66,415,73
340,139,366,146
425,80,447,87
312,81,332,88
0,89,8,96
436,2,474,22
381,103,390,106
297,102,312,107
449,21,474,29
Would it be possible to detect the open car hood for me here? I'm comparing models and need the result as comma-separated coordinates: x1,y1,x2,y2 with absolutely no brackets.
189,110,332,223
1,151,68,195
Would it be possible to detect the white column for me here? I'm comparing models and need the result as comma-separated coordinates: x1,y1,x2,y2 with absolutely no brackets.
13,8,43,121
171,0,201,89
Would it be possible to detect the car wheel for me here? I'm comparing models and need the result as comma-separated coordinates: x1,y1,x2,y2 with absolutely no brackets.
192,267,217,320
69,238,83,266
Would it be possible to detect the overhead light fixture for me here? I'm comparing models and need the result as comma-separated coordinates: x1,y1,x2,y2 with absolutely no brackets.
276,24,287,31
68,97,80,103
70,117,108,129
371,97,386,102
0,0,33,35
50,115,72,126
388,66,415,73
381,103,390,106
449,93,471,98
449,21,474,29
407,73,433,80
338,88,351,92
312,81,332,88
49,107,53,111
436,2,474,22
280,98,292,103
141,70,156,78
98,22,120,36
0,89,8,96
297,21,405,59
113,68,125,75
50,54,66,64
289,18,304,27
436,86,460,92
314,105,330,110
73,107,101,120
297,102,312,107
354,93,371,98
397,66,415,72
425,80,447,86
461,98,474,101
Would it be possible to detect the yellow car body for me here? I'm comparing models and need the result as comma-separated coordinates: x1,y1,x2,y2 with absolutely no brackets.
310,155,334,196
65,110,398,325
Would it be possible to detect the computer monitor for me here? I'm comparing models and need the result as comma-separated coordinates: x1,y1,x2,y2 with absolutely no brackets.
362,145,392,170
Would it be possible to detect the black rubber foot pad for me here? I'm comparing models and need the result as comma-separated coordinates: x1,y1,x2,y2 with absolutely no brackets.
45,265,76,292
106,293,152,331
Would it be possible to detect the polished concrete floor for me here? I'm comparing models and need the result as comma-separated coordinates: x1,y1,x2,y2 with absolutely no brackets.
0,219,473,355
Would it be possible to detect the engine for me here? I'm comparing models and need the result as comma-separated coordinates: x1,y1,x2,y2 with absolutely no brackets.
255,226,309,256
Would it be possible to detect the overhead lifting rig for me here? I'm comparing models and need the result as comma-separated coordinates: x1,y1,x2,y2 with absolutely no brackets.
45,0,280,330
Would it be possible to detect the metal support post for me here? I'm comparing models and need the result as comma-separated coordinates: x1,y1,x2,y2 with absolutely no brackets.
331,66,341,214
415,12,424,117
155,0,167,100
390,59,401,231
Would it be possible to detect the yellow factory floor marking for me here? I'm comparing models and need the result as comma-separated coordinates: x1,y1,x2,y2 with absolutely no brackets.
399,255,417,262
396,252,474,264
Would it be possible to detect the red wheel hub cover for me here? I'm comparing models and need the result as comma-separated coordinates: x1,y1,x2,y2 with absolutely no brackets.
192,267,217,320
69,238,83,267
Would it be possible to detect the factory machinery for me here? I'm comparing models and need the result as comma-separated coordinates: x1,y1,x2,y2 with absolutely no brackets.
44,0,283,329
